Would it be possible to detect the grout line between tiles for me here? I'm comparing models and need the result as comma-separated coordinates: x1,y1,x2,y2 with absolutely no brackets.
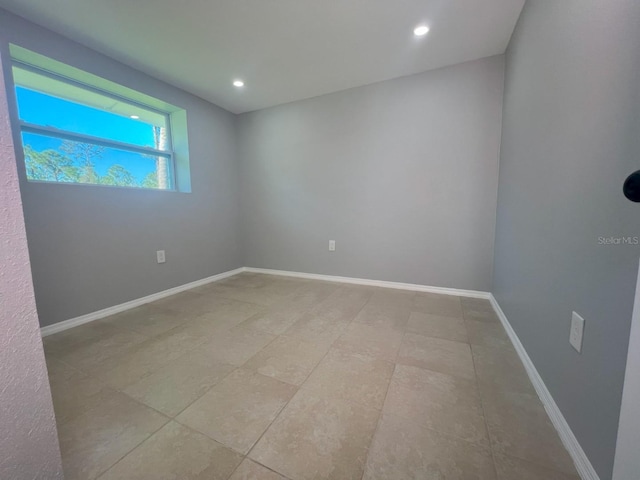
162,366,241,420
243,286,372,467
162,329,297,459
166,332,283,425
345,289,407,480
386,300,521,456
65,304,267,395
225,456,296,480
249,459,295,480
243,345,332,461
359,360,397,480
469,333,501,480
92,410,172,480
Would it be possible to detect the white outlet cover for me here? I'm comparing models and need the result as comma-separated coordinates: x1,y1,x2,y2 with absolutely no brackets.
157,250,166,264
570,311,585,353
329,240,336,251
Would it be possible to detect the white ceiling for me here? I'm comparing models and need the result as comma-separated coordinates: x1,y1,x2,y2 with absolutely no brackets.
0,0,525,114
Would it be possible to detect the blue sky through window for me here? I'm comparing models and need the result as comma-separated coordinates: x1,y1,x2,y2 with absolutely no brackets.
16,86,169,187
16,87,159,148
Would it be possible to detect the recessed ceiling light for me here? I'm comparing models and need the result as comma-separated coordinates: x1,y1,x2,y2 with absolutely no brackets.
414,25,430,36
130,115,140,119
233,80,245,88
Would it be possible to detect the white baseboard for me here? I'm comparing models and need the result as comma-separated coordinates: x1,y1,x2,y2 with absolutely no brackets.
42,266,489,336
245,267,491,299
489,294,600,480
40,267,246,337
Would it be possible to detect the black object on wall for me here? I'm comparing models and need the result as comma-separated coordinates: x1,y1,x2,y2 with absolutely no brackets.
623,171,640,202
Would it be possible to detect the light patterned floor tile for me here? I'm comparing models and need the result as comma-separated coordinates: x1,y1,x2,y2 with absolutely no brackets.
97,304,189,338
45,275,576,480
177,369,297,454
58,390,168,480
481,388,578,476
352,302,410,331
333,322,404,362
493,454,580,480
302,348,394,411
472,344,536,394
228,459,289,480
398,333,475,380
190,323,276,366
90,325,208,389
383,364,489,446
123,351,236,416
363,413,496,480
406,311,468,343
98,422,242,480
466,319,512,349
250,389,380,480
244,335,331,385
412,292,463,318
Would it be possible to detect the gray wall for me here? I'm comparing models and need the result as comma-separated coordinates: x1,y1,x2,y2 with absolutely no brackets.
493,1,640,478
0,49,63,479
0,10,242,327
238,56,504,291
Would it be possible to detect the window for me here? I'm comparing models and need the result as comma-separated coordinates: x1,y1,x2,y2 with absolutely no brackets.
10,45,190,191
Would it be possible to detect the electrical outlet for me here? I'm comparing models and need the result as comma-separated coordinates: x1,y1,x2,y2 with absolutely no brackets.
156,250,166,264
570,311,585,353
329,240,336,252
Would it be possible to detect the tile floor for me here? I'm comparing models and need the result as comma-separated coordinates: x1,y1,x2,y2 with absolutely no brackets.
43,273,580,480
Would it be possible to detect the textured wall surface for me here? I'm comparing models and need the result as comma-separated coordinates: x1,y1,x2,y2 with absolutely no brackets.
239,56,504,291
493,1,640,478
0,10,242,326
0,50,63,479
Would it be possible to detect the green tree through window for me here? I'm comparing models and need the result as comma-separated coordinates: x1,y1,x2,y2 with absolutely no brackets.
23,141,150,188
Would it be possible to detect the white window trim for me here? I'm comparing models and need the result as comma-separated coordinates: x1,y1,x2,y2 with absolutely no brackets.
11,55,185,192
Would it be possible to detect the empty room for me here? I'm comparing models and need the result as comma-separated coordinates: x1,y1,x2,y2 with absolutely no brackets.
1,1,639,479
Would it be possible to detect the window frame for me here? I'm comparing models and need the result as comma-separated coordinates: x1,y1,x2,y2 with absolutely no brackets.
11,59,179,192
